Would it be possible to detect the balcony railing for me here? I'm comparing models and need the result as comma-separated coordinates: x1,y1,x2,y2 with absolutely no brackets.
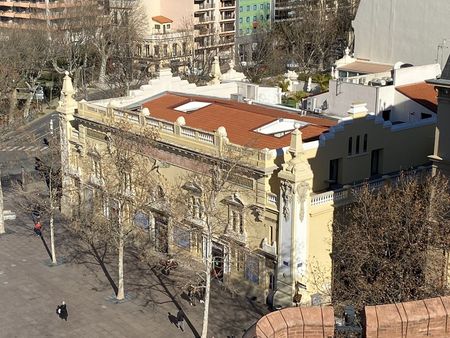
310,166,432,207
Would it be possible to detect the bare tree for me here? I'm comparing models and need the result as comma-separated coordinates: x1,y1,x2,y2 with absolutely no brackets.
92,0,148,92
237,28,283,84
273,0,356,73
72,119,160,300
50,0,101,91
164,145,259,338
0,29,52,120
332,172,450,312
12,118,62,264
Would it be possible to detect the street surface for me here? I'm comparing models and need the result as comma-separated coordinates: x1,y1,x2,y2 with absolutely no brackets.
0,114,267,337
0,113,58,177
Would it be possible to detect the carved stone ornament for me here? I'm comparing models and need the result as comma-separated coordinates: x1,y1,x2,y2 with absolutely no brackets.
296,182,309,222
281,180,294,220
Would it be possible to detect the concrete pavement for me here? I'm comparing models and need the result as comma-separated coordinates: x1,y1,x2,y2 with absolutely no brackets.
0,189,266,338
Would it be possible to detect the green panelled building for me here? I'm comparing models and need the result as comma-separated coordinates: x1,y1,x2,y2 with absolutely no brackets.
237,0,272,36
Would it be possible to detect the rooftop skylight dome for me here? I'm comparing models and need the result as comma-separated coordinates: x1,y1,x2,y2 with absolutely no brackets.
254,118,310,138
174,101,211,113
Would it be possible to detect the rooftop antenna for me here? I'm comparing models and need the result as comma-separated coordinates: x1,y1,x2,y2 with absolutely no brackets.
435,39,448,69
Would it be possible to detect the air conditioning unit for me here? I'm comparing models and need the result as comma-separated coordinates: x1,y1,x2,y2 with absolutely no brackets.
230,93,244,102
313,108,322,114
306,98,317,111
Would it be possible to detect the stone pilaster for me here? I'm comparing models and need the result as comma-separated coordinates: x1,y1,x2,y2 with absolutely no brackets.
273,128,314,307
57,72,77,217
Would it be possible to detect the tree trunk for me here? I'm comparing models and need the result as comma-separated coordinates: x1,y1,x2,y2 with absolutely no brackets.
8,89,17,116
49,168,57,264
23,91,34,120
49,210,57,264
0,169,4,235
99,53,107,85
201,232,212,338
117,226,125,300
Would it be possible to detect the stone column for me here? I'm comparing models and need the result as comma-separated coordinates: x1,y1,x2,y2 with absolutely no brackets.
57,72,77,217
273,129,313,307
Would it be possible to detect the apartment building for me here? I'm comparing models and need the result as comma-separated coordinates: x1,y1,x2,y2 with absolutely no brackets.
0,0,94,29
135,15,194,73
59,72,435,307
193,0,236,62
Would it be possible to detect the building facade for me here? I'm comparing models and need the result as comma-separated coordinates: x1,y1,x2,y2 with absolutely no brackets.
353,0,450,67
135,16,194,74
59,72,435,307
193,0,236,63
0,0,96,29
236,0,272,64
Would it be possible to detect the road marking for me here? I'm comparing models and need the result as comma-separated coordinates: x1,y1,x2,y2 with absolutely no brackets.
9,146,18,151
17,146,25,151
40,146,48,151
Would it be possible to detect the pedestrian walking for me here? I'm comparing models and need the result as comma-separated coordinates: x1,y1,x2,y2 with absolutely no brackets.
176,309,185,332
187,284,196,306
34,221,42,237
56,301,68,321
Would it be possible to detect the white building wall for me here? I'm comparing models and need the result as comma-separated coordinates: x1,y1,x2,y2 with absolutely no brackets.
393,64,441,86
353,0,450,67
392,91,435,123
327,80,379,116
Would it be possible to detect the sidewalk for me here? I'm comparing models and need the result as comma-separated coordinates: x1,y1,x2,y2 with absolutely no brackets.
0,190,266,338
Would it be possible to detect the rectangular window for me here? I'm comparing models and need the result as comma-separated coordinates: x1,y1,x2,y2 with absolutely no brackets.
266,14,270,20
246,16,250,22
245,255,259,284
155,24,160,30
239,6,243,12
253,15,257,21
246,5,250,11
348,137,352,156
145,45,150,57
266,3,270,9
260,14,264,20
123,172,131,193
163,44,168,56
329,158,339,183
239,17,243,23
233,248,244,272
371,149,382,176
134,211,149,230
260,4,264,9
356,135,360,154
173,227,190,249
253,4,257,10
154,45,159,56
363,134,368,152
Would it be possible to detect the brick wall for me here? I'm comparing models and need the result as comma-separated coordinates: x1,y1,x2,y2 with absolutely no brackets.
244,296,450,338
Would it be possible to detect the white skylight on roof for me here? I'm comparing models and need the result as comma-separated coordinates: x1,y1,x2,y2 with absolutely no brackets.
254,118,309,138
174,101,211,113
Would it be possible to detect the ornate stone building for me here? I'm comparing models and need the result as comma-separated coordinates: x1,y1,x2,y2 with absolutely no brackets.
58,72,436,307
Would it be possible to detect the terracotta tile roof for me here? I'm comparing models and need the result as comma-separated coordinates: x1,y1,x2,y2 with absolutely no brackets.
152,15,173,24
396,82,437,113
142,93,337,149
338,60,393,74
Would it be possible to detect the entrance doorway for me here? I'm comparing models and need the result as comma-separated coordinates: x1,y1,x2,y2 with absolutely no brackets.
155,214,168,253
211,242,224,281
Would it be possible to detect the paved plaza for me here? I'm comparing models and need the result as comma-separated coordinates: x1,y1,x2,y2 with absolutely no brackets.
0,190,267,338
